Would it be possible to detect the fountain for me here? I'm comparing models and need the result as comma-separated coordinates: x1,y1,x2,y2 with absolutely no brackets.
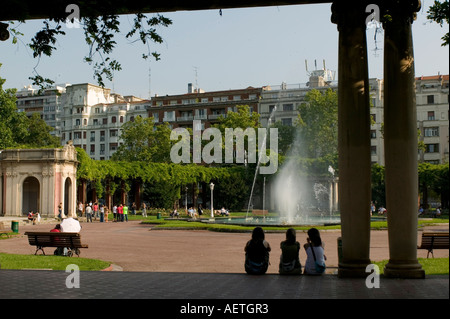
205,104,341,228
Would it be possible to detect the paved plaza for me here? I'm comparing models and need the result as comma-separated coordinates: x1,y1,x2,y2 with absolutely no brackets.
0,217,448,302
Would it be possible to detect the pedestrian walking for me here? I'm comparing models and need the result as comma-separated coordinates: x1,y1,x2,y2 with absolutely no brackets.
85,204,93,223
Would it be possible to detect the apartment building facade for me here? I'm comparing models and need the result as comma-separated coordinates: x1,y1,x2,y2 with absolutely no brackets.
16,84,68,138
259,74,448,165
147,84,262,130
15,74,448,165
416,74,449,164
59,83,149,160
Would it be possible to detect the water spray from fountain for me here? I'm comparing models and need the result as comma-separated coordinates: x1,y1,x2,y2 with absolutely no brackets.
245,105,278,220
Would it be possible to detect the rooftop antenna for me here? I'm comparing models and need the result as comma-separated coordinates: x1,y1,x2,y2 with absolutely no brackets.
148,66,151,99
305,60,310,76
193,66,199,92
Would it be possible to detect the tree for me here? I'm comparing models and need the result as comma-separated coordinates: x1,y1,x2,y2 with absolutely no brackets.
371,163,386,207
1,65,58,149
296,88,338,158
427,0,449,46
269,121,296,156
7,5,172,90
111,116,174,163
214,105,261,132
22,112,60,147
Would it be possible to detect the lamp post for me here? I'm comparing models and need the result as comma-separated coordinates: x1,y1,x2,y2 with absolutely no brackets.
209,182,215,219
185,186,188,214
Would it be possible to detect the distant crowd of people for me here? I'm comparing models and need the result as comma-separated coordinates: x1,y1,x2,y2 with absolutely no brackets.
76,201,147,223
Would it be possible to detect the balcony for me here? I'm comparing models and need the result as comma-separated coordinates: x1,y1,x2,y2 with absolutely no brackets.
194,114,207,120
177,115,194,122
208,114,226,120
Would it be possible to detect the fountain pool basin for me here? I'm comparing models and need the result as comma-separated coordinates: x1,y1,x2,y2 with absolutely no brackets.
201,215,387,227
203,216,342,227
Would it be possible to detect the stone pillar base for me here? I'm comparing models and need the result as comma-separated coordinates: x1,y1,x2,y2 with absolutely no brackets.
338,260,371,278
384,260,425,279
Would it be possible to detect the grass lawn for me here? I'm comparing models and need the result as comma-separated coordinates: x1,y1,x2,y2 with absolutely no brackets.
137,213,448,232
0,253,111,271
373,258,449,275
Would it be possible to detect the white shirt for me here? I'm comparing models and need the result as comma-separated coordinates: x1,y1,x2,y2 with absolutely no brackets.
304,245,325,274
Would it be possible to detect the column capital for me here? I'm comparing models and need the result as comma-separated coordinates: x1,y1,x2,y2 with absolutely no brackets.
381,0,421,25
331,0,374,30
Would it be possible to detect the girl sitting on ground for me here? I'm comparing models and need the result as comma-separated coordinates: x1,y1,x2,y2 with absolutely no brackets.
303,228,326,275
279,228,302,275
244,227,271,275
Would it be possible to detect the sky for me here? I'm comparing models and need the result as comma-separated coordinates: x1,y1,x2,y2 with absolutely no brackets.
0,2,449,98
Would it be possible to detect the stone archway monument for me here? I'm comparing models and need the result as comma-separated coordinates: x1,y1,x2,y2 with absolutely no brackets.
0,142,78,218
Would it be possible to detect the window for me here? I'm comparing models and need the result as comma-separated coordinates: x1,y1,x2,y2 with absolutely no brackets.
427,111,435,121
370,130,376,139
112,116,116,123
164,111,175,121
427,95,434,104
75,119,81,126
103,118,107,125
196,109,206,119
269,105,276,113
90,131,95,142
281,118,292,126
371,114,376,123
90,144,95,155
283,104,294,111
425,144,439,153
424,127,439,137
100,131,105,141
371,146,377,155
93,119,99,125
120,116,124,123
110,130,118,137
74,132,82,139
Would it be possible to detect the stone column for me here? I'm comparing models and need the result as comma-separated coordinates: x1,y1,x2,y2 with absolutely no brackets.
382,0,425,278
331,0,372,277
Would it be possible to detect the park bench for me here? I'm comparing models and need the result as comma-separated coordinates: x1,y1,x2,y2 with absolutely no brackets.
417,232,449,258
24,231,88,257
252,209,268,217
